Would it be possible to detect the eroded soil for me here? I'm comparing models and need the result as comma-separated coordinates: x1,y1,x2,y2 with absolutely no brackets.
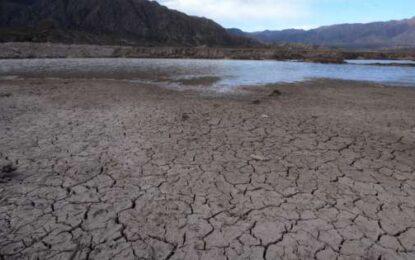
0,79,414,259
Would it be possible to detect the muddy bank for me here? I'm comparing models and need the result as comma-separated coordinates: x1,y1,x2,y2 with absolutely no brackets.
0,78,415,259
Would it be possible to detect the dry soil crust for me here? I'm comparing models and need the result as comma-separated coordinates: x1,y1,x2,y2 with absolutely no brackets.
0,78,415,259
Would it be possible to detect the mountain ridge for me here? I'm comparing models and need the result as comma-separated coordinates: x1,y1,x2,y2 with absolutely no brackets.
229,17,415,50
0,0,256,47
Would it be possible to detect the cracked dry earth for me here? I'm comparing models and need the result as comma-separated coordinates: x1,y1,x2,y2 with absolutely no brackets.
0,78,415,260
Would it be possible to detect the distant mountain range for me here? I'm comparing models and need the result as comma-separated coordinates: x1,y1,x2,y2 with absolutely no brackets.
1,1,414,50
0,0,255,47
228,17,415,50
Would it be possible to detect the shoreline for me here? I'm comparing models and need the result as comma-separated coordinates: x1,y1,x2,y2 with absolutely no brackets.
2,75,415,91
1,70,415,90
1,42,414,63
2,75,415,89
0,42,342,62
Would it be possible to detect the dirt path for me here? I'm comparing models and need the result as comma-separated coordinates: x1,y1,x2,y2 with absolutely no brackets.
1,78,415,259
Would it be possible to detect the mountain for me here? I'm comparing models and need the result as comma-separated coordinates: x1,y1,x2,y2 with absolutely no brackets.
226,28,247,37
229,17,415,50
0,0,256,47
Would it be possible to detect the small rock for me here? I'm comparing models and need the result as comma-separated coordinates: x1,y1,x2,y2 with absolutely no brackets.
269,89,282,97
252,100,261,105
0,92,12,98
181,113,190,121
261,114,269,118
283,187,298,197
250,154,269,161
208,118,221,125
1,163,16,173
0,162,17,182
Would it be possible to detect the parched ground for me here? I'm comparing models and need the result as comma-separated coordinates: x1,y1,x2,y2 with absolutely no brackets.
0,78,415,260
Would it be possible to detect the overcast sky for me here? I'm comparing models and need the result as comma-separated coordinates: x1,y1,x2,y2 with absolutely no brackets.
155,0,415,32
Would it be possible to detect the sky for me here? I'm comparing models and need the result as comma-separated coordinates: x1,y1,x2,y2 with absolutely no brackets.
155,0,415,32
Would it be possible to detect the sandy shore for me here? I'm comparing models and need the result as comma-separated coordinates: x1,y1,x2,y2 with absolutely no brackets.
1,78,415,259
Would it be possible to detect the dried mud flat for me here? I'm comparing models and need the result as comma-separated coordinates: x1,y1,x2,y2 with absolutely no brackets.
0,78,415,260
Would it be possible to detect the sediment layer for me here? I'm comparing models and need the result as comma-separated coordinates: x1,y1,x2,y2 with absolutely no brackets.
0,78,415,259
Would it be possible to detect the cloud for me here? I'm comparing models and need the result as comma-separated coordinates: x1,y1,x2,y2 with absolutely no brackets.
157,0,308,19
155,0,412,31
155,0,312,31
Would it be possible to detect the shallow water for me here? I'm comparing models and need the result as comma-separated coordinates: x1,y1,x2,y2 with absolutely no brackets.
346,59,415,65
1,58,414,91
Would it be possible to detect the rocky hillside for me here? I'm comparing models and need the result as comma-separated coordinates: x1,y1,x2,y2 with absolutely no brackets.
0,42,348,62
230,17,415,50
0,0,256,47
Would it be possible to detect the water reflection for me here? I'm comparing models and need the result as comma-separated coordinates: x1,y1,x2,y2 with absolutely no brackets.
1,58,414,91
